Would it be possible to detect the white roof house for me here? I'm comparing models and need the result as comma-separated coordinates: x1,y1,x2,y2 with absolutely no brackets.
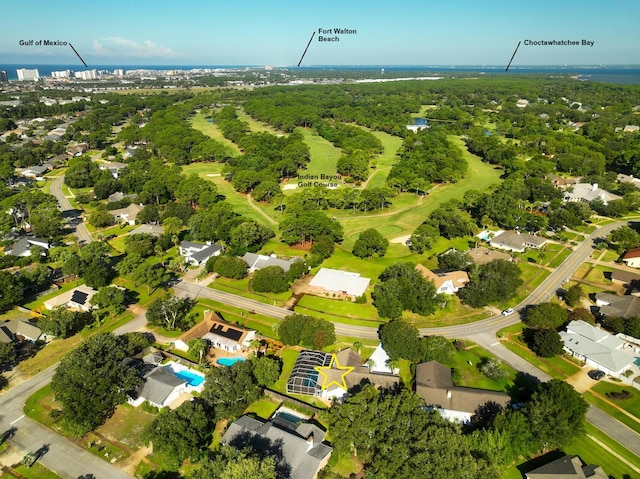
564,183,621,205
44,285,97,312
242,252,301,273
179,241,223,266
308,268,370,299
489,230,547,253
560,320,636,377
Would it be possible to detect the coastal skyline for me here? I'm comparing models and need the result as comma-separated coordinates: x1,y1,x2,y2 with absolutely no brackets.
1,0,639,66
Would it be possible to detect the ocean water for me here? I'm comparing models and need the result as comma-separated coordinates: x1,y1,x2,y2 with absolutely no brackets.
1,64,639,84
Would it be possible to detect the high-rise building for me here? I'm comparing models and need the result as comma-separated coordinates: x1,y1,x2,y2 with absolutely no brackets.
74,69,97,80
17,68,40,81
113,69,124,76
0,71,7,82
51,70,71,79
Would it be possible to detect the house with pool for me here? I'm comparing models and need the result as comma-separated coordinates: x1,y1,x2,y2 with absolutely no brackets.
125,357,205,409
174,311,256,355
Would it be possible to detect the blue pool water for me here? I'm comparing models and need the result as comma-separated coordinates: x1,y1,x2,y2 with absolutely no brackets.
217,357,246,367
634,357,640,367
174,369,205,387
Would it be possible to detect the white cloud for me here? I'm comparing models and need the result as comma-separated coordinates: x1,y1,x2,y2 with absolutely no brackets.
92,37,177,58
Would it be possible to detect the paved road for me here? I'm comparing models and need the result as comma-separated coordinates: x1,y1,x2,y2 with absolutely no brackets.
50,176,93,244
0,366,133,479
172,281,380,339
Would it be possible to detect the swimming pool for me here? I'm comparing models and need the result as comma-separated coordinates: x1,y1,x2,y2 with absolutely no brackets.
217,357,246,367
634,357,640,367
276,411,303,424
174,369,205,387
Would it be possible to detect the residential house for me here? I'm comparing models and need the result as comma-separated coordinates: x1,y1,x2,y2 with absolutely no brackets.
5,236,50,257
308,268,370,300
125,359,188,409
179,241,223,266
107,191,136,203
242,252,301,273
560,320,636,378
616,173,640,190
20,165,49,180
564,183,621,205
44,285,97,312
99,161,126,179
109,203,144,225
222,415,332,479
622,248,640,268
525,454,608,479
287,348,399,400
516,99,529,108
66,143,89,157
489,230,547,253
594,292,640,319
415,264,469,295
174,311,256,353
623,125,640,133
415,360,510,423
0,319,42,344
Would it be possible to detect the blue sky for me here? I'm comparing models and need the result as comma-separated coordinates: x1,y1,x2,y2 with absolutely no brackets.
1,0,638,66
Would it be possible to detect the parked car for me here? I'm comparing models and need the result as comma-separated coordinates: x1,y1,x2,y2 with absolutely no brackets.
588,370,606,380
502,308,515,316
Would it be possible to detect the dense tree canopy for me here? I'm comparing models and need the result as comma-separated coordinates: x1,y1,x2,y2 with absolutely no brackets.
352,228,389,258
278,313,336,350
460,260,522,308
373,262,439,319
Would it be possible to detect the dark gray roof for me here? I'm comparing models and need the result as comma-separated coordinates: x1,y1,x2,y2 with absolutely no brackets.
137,367,186,406
415,361,510,415
190,244,222,263
595,292,640,318
525,454,608,479
6,236,49,256
70,290,89,305
222,415,332,479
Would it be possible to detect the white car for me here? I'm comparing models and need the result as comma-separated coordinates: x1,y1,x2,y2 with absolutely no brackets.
502,308,515,316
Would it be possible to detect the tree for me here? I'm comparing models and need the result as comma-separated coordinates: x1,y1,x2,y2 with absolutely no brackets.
373,262,438,319
607,225,640,251
567,310,594,328
310,235,334,259
526,379,588,450
90,286,126,321
252,356,282,387
38,307,87,338
189,338,208,364
438,250,472,272
0,342,15,369
143,399,213,469
190,446,277,479
125,233,156,258
278,314,335,349
479,358,509,380
0,270,24,312
564,284,583,307
528,328,564,357
214,256,248,279
51,333,141,435
131,262,170,294
352,228,389,258
409,221,440,254
146,296,195,331
286,260,307,282
202,360,261,421
460,260,522,308
251,266,289,293
163,216,183,246
379,319,422,362
524,302,568,330
89,205,115,228
420,335,455,365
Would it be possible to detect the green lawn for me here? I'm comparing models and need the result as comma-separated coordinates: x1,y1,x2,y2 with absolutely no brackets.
273,348,300,393
9,462,63,479
365,130,403,189
450,344,516,392
237,107,286,135
591,382,640,419
296,294,381,322
190,111,241,155
283,128,342,187
244,398,280,419
210,276,292,307
96,403,156,449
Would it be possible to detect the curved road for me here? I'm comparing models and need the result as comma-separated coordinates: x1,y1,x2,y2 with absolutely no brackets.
0,366,133,479
175,221,640,459
50,176,93,244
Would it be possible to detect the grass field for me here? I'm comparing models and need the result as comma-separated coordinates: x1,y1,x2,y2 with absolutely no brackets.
237,107,285,135
190,111,241,155
364,130,404,189
282,128,342,188
450,343,516,392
